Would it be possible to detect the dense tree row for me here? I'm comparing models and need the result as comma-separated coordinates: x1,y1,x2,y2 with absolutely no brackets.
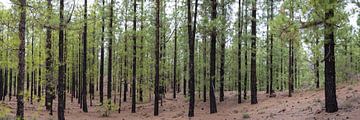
0,0,359,119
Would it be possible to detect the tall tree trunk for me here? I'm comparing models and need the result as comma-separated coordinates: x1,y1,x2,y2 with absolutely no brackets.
17,0,26,119
269,0,274,96
219,0,226,102
154,0,160,116
250,0,257,104
173,0,178,99
108,0,114,101
131,0,137,113
123,1,129,102
243,0,248,100
58,0,67,118
203,35,207,102
210,0,218,114
237,0,243,104
45,0,54,115
324,0,338,113
139,0,144,102
188,0,199,117
99,0,105,105
81,0,88,112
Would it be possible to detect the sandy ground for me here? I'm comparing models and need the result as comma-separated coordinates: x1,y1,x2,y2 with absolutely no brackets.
2,78,360,120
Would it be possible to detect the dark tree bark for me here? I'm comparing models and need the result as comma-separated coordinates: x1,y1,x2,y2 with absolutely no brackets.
243,0,248,100
99,0,105,105
315,38,320,88
324,0,338,113
108,0,114,100
237,0,243,104
16,0,26,119
81,0,89,112
58,0,66,118
250,0,257,104
269,0,274,96
131,0,137,113
123,1,129,102
210,0,218,114
45,0,54,115
31,30,35,104
154,0,160,116
188,0,199,117
203,35,207,102
173,0,178,99
139,0,144,102
219,0,226,102
4,68,8,101
0,69,2,100
9,69,13,101
187,0,193,116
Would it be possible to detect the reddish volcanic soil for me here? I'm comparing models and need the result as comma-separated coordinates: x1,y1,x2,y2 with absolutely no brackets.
2,77,360,120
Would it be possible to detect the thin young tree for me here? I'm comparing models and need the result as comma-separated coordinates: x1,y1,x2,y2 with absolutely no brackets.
210,0,218,114
131,0,137,113
237,0,243,104
250,0,257,104
99,0,105,104
58,0,66,118
154,0,160,116
219,0,226,102
108,0,114,100
173,0,178,99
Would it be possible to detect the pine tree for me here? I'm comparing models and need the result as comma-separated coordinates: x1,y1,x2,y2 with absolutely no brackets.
154,0,160,116
250,0,257,104
58,0,66,118
16,0,27,119
210,0,218,114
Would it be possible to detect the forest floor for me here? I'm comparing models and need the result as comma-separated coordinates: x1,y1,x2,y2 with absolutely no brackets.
2,77,360,120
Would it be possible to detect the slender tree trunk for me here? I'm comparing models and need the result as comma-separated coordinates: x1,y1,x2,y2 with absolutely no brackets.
16,0,26,118
131,0,137,113
219,0,226,102
173,0,178,99
123,1,129,102
269,0,274,96
99,0,105,105
210,0,218,114
315,38,320,88
154,0,160,116
108,0,114,101
81,0,88,112
203,35,207,102
324,0,338,112
45,0,54,115
58,0,66,118
243,0,248,100
237,0,243,104
250,0,257,104
139,0,144,102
